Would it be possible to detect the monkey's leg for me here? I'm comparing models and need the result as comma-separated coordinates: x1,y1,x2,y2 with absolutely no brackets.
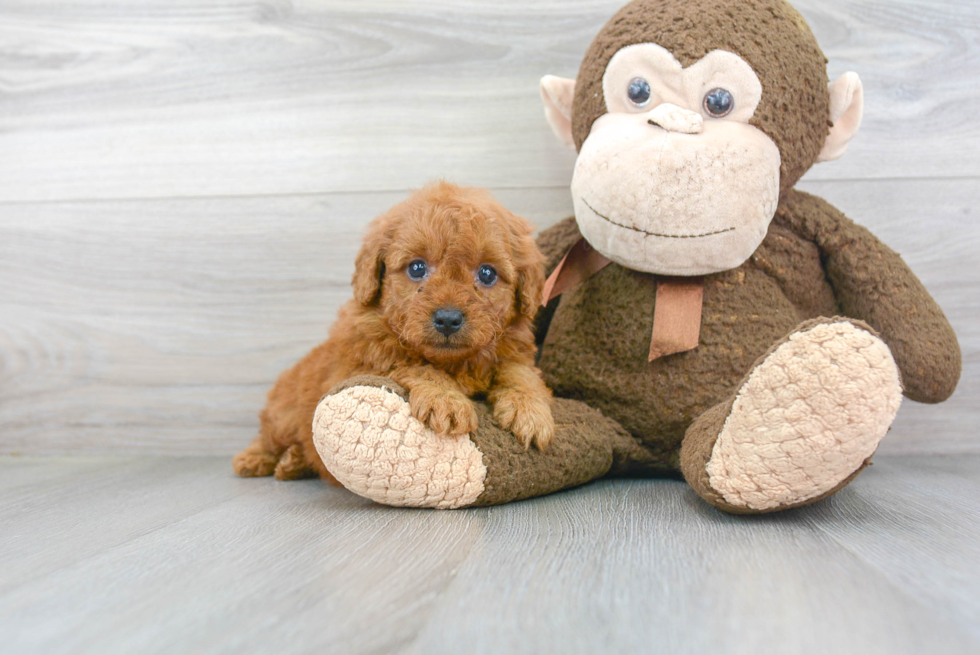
310,375,642,508
680,318,903,514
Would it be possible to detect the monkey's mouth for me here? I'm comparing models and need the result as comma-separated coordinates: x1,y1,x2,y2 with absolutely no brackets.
581,198,735,239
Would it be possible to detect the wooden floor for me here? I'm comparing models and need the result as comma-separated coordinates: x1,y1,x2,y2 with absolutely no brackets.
1,454,978,655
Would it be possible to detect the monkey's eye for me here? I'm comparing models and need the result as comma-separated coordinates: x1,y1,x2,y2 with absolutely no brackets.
703,88,734,118
477,264,498,287
407,259,428,281
627,77,652,107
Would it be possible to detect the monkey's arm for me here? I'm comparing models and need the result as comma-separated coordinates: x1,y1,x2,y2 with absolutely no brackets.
775,189,961,403
533,217,582,347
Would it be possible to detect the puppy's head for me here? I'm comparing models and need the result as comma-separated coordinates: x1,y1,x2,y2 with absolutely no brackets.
352,181,545,364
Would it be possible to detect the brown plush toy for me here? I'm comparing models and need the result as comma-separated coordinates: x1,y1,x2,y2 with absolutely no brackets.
309,0,961,513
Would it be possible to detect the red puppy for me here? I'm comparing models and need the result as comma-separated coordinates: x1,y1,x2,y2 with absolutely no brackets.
234,182,554,482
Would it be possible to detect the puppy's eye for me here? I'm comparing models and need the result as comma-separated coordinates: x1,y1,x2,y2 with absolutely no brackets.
477,264,498,287
407,259,428,281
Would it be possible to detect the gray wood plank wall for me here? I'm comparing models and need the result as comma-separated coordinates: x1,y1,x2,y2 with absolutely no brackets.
1,0,978,455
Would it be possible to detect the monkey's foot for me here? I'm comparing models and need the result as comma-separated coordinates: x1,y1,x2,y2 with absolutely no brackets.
681,318,903,513
312,376,636,508
312,376,486,509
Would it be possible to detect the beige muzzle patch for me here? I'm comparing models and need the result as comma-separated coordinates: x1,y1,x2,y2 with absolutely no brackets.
312,385,487,509
706,321,903,511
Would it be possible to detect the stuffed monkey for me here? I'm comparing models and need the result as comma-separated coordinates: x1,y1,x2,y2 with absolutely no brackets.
310,0,960,513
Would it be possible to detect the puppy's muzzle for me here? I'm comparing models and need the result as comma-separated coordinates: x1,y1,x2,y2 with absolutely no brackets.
432,307,465,337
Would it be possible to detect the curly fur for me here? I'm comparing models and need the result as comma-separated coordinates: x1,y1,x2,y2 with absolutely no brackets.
233,182,554,482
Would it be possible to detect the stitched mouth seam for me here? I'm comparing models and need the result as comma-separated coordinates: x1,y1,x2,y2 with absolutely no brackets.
581,198,735,239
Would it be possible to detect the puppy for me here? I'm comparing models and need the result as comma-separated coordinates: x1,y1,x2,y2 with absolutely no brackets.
233,181,555,482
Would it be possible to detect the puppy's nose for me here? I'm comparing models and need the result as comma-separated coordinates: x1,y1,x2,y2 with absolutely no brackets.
432,307,465,337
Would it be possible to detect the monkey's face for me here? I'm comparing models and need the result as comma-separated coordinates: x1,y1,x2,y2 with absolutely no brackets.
570,44,781,276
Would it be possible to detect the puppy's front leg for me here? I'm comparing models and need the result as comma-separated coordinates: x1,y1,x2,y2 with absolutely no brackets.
488,361,555,450
391,366,479,437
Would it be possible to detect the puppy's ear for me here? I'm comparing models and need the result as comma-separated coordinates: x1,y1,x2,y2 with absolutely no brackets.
352,211,396,305
504,211,546,321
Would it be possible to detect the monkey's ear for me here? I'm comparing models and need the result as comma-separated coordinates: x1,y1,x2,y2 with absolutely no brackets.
351,215,393,305
817,72,864,163
540,75,577,151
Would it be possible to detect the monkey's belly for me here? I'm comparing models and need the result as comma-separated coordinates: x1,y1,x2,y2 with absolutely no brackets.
538,262,806,470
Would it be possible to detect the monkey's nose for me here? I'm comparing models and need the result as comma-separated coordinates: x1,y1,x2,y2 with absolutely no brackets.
432,307,465,337
646,103,703,135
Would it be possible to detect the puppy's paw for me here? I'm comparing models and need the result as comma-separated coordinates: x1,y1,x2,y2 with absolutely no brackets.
493,392,555,451
410,386,479,437
273,444,319,481
233,443,278,478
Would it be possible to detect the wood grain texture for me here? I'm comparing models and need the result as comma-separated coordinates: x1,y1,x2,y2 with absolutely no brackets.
0,457,254,594
0,0,978,202
0,454,977,655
